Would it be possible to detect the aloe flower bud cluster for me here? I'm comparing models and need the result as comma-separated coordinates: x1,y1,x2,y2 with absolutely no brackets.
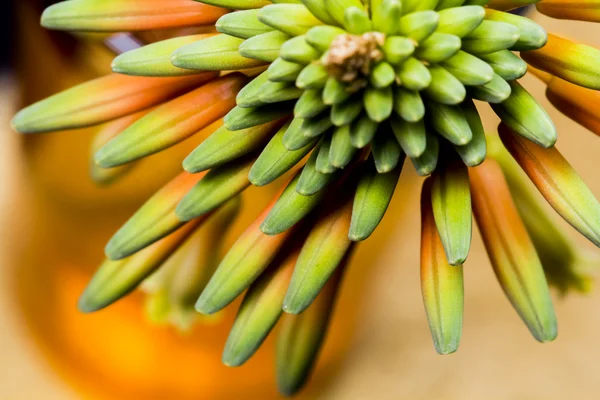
11,0,600,395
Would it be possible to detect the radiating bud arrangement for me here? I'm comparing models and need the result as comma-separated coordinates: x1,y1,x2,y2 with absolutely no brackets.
11,0,600,396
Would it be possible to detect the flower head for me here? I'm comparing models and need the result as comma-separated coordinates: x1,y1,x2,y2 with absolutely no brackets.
11,0,600,395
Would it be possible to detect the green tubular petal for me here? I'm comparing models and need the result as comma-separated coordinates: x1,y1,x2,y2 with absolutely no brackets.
491,81,556,148
391,117,427,158
305,26,346,52
415,33,462,63
478,50,527,81
196,204,293,315
454,99,486,167
442,51,494,86
398,10,439,42
296,63,329,89
216,10,273,39
268,58,304,82
485,9,547,51
411,132,440,176
258,81,304,103
461,20,520,54
393,87,425,122
200,0,270,9
80,221,200,313
176,157,254,222
249,122,317,186
105,172,201,260
350,114,378,148
239,31,290,62
396,57,432,91
349,157,403,241
283,118,317,150
428,102,473,145
315,135,337,173
222,248,297,367
112,35,207,76
183,121,279,173
276,264,345,396
370,62,396,89
261,172,328,235
283,193,354,314
372,0,403,35
364,87,393,122
224,102,293,131
302,113,334,137
324,0,366,27
420,179,464,355
172,34,265,70
297,145,340,195
331,95,363,126
295,90,328,119
425,65,466,105
323,77,352,105
329,125,357,168
259,4,323,36
301,0,337,25
237,70,270,108
437,5,485,37
431,160,472,265
383,36,415,65
280,36,321,64
468,73,511,103
372,130,403,173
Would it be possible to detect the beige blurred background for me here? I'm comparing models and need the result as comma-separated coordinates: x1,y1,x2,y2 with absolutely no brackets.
3,9,600,400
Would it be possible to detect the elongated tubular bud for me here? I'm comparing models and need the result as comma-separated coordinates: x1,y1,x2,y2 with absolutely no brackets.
183,120,281,173
491,81,556,148
12,73,216,133
223,246,299,367
79,219,203,313
349,157,403,241
430,158,472,265
195,193,295,314
521,34,600,90
499,123,600,247
112,34,215,77
94,74,246,167
41,0,227,32
537,0,600,22
216,10,274,39
470,159,557,343
283,181,355,314
276,254,349,396
172,34,266,71
545,82,600,138
420,179,464,355
105,171,207,261
176,155,255,221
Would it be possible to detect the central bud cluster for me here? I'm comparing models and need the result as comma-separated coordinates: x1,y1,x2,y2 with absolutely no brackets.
210,0,548,178
324,32,385,83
